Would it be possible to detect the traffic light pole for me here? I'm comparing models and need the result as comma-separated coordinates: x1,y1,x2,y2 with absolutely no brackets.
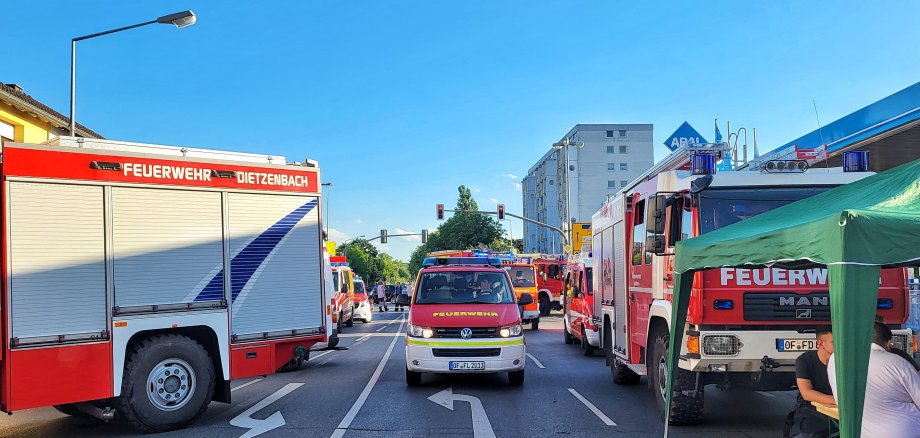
442,209,569,249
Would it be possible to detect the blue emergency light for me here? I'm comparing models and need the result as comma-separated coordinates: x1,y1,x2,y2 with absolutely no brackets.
690,153,717,175
843,150,870,172
422,257,502,268
713,299,734,310
876,298,894,310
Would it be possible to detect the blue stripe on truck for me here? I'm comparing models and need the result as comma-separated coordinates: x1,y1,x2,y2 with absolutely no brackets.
195,200,318,302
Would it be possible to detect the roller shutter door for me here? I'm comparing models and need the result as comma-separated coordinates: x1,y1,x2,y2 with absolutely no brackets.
8,182,106,343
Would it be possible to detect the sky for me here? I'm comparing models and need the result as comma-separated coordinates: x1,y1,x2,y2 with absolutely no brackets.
4,1,919,260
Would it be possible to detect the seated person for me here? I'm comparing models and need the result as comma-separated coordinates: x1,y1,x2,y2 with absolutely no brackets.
786,326,835,438
476,276,501,303
513,271,527,285
827,323,920,437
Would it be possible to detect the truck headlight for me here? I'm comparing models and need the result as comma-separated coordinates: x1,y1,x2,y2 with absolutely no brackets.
703,334,740,356
408,324,434,338
500,324,523,337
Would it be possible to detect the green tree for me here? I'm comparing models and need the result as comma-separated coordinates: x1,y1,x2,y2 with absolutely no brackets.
337,238,380,282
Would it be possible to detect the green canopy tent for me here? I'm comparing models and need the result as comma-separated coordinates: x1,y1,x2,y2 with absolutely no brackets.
664,157,920,438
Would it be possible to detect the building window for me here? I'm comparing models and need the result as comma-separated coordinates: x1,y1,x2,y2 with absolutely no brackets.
606,130,614,138
619,145,628,154
607,180,617,188
0,120,14,142
549,179,554,185
607,163,615,171
619,130,627,138
606,146,615,153
621,180,628,187
620,163,628,171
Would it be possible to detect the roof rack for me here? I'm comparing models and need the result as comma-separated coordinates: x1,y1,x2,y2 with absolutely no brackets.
422,257,502,268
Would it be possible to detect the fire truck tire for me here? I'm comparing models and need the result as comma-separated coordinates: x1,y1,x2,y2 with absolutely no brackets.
508,369,525,386
581,326,596,356
650,332,704,425
564,325,575,344
612,363,641,385
531,319,539,331
336,312,344,333
539,295,551,316
406,368,422,386
116,334,215,433
345,314,354,328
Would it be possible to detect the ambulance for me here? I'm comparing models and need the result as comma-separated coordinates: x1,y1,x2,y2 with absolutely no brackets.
0,137,329,432
329,256,356,330
401,257,531,386
562,254,598,356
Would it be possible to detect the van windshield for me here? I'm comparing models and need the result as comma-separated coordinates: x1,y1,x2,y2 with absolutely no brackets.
504,266,536,287
415,271,515,305
354,281,365,294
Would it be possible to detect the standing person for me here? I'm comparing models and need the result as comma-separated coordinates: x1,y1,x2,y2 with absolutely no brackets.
376,280,388,312
828,322,920,437
786,326,835,438
394,282,404,312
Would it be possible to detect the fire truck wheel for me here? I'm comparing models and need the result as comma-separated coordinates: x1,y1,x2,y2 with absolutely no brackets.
345,314,354,328
531,319,539,331
508,369,525,386
116,334,215,433
538,295,551,316
406,368,422,386
650,331,704,425
581,326,596,356
564,325,575,344
336,312,344,332
612,362,641,385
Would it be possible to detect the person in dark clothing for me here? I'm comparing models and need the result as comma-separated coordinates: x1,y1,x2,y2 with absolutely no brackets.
873,321,920,371
786,326,835,438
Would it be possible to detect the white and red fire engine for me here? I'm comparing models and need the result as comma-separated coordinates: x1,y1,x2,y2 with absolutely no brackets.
562,253,599,355
330,255,356,331
0,137,329,432
591,146,913,424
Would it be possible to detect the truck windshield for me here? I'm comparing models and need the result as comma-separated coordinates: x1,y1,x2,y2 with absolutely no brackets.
415,271,516,304
698,187,833,234
504,266,536,287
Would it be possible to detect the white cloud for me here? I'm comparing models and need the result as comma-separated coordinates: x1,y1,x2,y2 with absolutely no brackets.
376,243,392,252
393,227,422,242
354,218,364,224
513,183,522,191
474,188,481,193
327,228,350,242
490,197,499,204
504,173,520,181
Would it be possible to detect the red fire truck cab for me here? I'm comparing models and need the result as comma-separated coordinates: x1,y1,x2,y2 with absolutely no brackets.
592,149,913,424
533,257,566,316
0,138,329,432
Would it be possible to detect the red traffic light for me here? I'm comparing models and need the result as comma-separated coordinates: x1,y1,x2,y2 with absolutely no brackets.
436,204,444,220
497,204,505,220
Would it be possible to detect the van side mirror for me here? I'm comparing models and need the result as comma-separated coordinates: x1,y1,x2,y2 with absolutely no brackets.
518,293,534,306
645,234,666,255
647,194,668,235
395,294,411,306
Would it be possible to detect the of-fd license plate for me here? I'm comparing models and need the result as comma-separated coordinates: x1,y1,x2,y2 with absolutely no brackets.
450,361,485,370
777,338,818,352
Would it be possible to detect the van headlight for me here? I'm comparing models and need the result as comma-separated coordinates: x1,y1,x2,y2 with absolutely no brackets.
408,323,434,338
500,324,523,338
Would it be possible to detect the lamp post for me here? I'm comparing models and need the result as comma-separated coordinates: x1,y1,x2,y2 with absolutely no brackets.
70,10,197,135
322,182,334,230
552,138,584,254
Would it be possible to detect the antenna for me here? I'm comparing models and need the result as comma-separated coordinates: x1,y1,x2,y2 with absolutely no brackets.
813,100,829,171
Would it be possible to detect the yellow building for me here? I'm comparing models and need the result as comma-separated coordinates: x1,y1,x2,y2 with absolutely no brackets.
0,82,102,143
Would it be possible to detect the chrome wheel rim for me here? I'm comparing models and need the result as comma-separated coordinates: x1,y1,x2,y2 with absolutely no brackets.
147,358,196,411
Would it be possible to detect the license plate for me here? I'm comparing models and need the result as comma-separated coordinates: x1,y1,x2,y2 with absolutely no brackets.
777,338,818,352
449,361,485,370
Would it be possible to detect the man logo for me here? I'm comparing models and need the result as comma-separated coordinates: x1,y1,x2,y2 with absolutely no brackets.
460,328,473,339
796,309,813,319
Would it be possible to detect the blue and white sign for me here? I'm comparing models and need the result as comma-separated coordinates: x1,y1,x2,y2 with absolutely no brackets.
664,121,708,151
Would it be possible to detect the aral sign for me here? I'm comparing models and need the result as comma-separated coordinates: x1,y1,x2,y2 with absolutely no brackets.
664,121,708,151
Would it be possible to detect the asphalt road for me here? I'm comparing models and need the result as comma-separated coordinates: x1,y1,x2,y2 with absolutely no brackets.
0,311,797,437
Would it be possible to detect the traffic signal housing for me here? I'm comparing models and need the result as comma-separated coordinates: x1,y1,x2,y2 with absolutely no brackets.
497,204,505,220
380,229,388,244
421,229,429,244
436,204,444,220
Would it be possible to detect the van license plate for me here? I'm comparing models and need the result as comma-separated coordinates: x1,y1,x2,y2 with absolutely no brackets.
777,339,818,352
450,361,485,370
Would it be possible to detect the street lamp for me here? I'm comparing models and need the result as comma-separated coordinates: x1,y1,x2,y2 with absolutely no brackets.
70,10,197,135
322,182,334,231
552,138,584,254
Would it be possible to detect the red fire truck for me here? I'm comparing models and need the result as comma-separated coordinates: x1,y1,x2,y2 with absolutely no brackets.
591,147,913,424
0,137,329,432
330,255,356,331
532,256,566,316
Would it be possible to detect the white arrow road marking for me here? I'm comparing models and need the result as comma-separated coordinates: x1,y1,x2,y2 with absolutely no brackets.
230,383,304,438
526,353,546,369
231,378,262,392
568,388,617,426
428,387,497,438
330,314,406,438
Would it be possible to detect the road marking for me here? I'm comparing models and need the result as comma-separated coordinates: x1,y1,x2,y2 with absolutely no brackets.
375,326,387,332
338,333,404,338
526,353,546,369
568,388,617,426
330,314,406,438
312,350,334,360
231,378,262,392
757,391,775,398
230,383,304,438
428,387,496,438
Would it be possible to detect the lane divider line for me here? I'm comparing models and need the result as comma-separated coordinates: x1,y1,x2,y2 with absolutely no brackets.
526,353,546,369
231,378,263,392
568,388,617,426
330,314,407,438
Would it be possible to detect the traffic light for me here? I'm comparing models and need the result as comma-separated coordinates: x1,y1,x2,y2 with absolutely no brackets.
436,204,444,220
380,229,388,244
497,204,505,220
421,229,428,244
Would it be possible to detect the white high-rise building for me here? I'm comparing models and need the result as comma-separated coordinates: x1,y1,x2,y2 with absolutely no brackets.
522,124,654,254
